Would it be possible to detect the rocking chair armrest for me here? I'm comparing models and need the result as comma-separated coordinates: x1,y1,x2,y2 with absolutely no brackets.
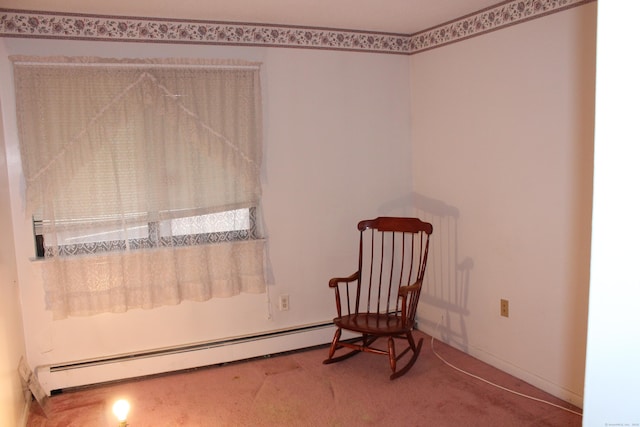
398,281,421,297
328,272,359,288
398,281,423,326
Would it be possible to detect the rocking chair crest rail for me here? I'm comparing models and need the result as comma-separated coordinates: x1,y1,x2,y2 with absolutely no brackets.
324,216,433,379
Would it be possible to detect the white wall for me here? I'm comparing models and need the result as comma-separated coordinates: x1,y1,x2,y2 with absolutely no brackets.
0,39,412,392
583,1,640,425
0,42,29,427
410,4,597,406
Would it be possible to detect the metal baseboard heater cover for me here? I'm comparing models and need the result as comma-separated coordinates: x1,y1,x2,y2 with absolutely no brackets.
49,321,335,373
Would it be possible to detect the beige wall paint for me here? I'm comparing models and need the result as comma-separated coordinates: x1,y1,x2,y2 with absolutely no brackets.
0,43,28,425
410,4,597,406
0,39,412,392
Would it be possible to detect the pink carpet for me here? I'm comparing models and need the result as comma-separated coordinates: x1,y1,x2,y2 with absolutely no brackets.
27,331,582,426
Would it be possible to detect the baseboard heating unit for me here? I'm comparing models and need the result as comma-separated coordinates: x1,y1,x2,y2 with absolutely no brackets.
36,321,337,395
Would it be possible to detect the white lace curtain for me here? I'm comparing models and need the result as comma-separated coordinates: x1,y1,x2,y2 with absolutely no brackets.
12,56,266,319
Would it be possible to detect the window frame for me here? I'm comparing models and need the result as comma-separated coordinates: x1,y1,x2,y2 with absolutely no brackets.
34,206,259,258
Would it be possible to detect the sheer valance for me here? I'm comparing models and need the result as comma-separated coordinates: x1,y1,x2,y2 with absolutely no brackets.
12,56,266,319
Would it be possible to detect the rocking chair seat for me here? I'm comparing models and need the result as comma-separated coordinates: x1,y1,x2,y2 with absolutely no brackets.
333,313,406,336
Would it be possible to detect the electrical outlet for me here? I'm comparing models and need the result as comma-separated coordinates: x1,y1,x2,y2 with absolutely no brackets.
279,294,290,311
500,299,509,317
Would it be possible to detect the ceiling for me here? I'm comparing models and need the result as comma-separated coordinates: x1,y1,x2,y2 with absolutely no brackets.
0,0,502,34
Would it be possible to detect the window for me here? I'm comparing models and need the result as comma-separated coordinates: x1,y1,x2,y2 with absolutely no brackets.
13,56,266,319
34,207,258,257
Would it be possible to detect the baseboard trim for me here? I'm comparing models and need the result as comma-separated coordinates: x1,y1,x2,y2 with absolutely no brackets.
416,316,584,409
19,395,31,427
462,344,584,408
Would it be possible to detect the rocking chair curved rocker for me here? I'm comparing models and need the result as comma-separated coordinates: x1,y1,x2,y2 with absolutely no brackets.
323,217,433,379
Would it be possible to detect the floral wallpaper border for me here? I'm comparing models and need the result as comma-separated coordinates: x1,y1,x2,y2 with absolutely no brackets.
410,0,595,53
0,0,595,55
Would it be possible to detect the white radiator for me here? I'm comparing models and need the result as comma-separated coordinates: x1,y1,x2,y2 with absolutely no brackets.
36,322,336,395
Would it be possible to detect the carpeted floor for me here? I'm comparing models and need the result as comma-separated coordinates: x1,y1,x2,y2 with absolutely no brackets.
27,331,582,426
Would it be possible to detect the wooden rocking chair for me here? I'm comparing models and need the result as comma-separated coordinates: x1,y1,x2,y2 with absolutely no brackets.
323,217,433,379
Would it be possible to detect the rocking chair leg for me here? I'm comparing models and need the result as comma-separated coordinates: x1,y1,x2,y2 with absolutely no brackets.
407,330,418,351
323,329,365,364
326,328,341,360
388,337,397,374
389,334,424,380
